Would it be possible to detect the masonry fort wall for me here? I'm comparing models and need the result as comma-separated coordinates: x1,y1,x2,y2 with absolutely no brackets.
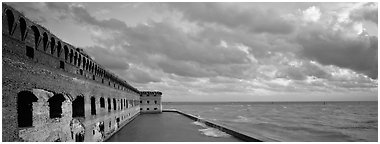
140,91,162,113
2,4,149,142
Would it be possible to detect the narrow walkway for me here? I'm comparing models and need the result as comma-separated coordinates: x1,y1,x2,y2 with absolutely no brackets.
106,112,242,142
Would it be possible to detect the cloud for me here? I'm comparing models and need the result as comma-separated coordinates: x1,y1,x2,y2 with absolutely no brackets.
297,28,378,79
7,2,377,101
122,67,161,84
350,2,378,24
302,6,321,22
168,3,295,34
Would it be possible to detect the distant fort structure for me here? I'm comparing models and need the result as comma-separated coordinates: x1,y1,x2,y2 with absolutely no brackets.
2,4,162,142
140,91,163,113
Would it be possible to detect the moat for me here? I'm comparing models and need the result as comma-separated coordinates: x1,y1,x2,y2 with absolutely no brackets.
106,112,242,142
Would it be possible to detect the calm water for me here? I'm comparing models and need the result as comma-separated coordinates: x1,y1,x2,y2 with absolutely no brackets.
163,101,378,142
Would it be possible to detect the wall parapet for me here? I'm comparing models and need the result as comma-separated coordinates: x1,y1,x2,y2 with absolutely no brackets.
2,3,139,94
2,3,162,142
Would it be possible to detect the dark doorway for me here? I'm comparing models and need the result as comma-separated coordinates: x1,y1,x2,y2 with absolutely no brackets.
113,99,116,110
100,97,105,108
48,94,65,119
108,98,111,112
26,46,34,59
91,97,96,115
17,91,38,127
72,96,84,118
60,61,65,69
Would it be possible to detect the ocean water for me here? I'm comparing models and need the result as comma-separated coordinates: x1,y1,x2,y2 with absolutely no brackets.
163,101,378,142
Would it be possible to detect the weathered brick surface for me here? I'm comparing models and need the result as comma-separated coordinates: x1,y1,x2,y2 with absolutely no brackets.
2,3,161,142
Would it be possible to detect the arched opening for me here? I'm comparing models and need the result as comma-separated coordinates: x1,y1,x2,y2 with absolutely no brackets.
43,33,49,51
86,60,89,70
108,98,111,112
57,42,62,57
100,97,105,108
113,98,116,111
17,91,38,127
48,94,66,119
82,58,86,69
31,26,40,49
69,49,74,64
64,46,69,60
72,96,84,118
19,17,27,40
50,37,55,55
91,97,96,115
6,9,15,35
74,52,78,65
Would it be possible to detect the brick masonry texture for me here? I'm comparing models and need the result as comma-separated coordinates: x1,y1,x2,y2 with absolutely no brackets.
2,3,162,142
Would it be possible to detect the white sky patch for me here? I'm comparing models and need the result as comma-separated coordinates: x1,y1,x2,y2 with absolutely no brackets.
302,6,321,22
288,60,303,67
269,78,292,86
305,76,324,84
235,43,258,63
219,40,228,48
258,65,278,79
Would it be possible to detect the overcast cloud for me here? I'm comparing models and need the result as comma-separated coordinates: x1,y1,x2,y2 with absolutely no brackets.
8,2,377,102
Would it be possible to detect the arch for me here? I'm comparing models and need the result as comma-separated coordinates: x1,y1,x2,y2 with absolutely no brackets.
74,52,78,65
69,49,74,64
82,57,86,69
31,25,40,49
113,98,116,111
50,37,56,55
91,97,96,115
6,9,15,35
64,46,69,60
86,60,89,71
48,94,66,118
17,91,38,127
100,97,105,108
19,17,27,40
42,32,49,51
57,41,62,57
108,98,111,112
72,96,84,118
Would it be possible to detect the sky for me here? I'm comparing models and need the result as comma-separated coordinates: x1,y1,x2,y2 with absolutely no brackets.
7,2,378,102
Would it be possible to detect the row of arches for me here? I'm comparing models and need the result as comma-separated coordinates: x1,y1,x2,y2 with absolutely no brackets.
17,91,67,127
4,8,139,94
17,90,139,128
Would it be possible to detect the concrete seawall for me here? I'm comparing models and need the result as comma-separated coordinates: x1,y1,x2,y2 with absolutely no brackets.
163,109,269,142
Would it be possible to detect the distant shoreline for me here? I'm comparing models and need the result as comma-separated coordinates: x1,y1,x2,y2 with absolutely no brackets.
163,101,377,105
